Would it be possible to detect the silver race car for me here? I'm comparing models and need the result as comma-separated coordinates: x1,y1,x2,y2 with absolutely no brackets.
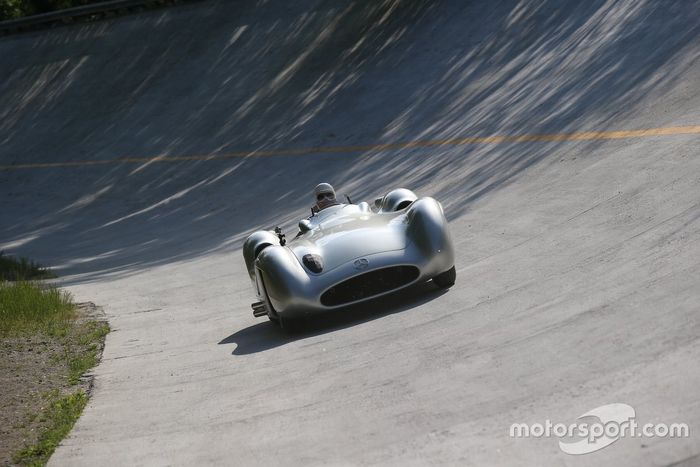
243,188,455,328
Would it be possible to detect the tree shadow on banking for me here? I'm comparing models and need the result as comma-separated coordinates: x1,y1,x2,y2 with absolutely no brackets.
218,281,447,355
0,0,697,282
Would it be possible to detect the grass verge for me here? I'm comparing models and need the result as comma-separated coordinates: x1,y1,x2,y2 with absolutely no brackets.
0,281,75,337
0,254,109,466
12,391,87,467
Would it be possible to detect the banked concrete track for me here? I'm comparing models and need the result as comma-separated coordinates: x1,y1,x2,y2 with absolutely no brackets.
1,0,699,465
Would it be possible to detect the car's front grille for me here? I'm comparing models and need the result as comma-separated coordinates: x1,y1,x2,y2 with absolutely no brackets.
320,266,419,307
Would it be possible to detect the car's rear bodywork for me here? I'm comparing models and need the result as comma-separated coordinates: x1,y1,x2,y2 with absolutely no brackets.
243,189,455,323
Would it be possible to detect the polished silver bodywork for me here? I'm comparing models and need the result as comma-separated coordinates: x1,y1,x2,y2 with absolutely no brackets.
243,189,455,321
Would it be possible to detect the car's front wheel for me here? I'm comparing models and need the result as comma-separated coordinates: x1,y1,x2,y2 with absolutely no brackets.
268,312,281,325
279,315,305,333
433,266,456,288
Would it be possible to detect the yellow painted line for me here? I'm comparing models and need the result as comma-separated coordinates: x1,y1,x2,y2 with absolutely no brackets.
1,125,699,171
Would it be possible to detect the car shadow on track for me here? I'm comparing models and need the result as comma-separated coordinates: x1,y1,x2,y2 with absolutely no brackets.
218,281,448,355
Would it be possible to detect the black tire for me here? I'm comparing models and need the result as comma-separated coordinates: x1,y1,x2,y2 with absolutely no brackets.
433,266,456,289
279,315,304,333
259,277,283,327
268,312,281,326
264,299,301,332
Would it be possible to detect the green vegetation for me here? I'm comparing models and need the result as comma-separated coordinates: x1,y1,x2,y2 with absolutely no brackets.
0,281,75,336
13,391,87,467
66,319,110,384
0,0,191,22
0,253,109,466
0,0,22,20
0,0,105,21
0,252,55,281
0,253,72,337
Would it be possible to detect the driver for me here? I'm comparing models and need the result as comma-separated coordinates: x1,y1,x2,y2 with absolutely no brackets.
314,182,340,212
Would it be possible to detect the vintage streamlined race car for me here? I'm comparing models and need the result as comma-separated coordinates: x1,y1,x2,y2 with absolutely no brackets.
243,188,455,328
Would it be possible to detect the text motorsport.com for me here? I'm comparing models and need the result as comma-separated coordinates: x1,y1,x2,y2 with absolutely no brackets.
509,403,690,455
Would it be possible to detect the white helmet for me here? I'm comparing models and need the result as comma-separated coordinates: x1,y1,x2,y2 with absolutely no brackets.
314,182,335,198
314,183,337,210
